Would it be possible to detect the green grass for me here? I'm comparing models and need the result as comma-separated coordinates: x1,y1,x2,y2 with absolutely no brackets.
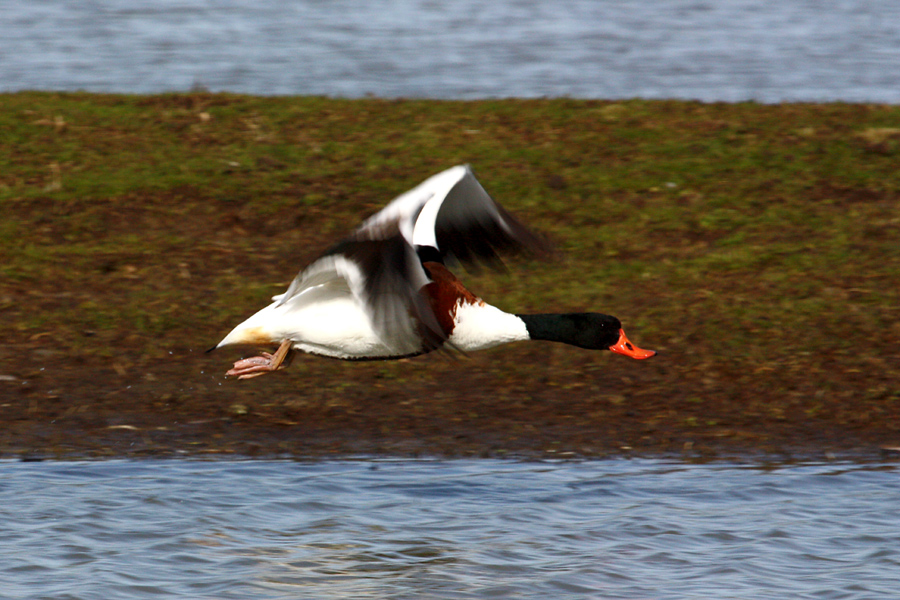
2,92,899,433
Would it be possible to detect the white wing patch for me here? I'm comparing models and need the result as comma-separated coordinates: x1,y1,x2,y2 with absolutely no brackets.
357,165,470,247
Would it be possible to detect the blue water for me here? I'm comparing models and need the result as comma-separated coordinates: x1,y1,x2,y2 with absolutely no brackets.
3,0,900,102
2,458,898,599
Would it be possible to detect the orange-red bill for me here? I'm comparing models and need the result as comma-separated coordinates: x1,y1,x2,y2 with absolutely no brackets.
609,329,656,359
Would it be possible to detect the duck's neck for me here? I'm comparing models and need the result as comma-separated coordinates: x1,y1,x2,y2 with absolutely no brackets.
516,313,622,350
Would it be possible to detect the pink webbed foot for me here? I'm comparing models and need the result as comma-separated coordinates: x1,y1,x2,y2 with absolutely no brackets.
225,339,294,380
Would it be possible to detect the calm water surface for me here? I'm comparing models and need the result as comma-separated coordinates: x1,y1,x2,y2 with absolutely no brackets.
3,0,900,102
2,458,898,599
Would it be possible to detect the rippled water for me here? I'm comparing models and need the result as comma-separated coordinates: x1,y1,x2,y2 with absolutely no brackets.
2,459,898,599
3,0,900,102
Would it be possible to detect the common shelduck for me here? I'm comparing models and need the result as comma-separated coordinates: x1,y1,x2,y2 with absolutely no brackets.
214,165,655,379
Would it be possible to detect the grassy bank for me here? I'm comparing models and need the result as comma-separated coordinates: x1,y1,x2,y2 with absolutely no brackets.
1,92,899,459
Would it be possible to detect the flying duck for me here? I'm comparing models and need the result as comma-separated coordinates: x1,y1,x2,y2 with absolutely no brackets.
214,165,655,379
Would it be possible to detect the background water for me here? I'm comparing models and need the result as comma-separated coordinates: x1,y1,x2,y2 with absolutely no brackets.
3,0,900,102
2,458,898,599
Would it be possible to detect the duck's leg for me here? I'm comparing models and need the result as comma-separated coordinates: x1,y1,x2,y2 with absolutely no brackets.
225,339,294,380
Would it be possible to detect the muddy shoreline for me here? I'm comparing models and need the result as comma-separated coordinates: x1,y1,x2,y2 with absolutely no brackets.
3,342,898,462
